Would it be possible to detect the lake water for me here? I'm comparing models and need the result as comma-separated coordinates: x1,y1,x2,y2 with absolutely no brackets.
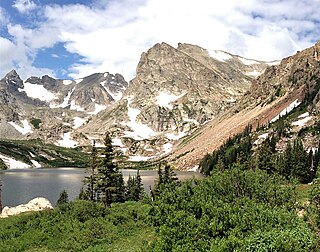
0,168,202,207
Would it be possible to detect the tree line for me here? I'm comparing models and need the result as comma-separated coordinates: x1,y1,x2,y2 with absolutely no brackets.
200,124,320,183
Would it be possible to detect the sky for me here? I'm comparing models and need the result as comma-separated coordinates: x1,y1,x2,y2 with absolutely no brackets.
0,0,319,81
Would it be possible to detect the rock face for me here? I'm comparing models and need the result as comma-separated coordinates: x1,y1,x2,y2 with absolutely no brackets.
79,42,272,159
169,41,320,169
0,42,277,163
0,197,53,218
0,70,128,148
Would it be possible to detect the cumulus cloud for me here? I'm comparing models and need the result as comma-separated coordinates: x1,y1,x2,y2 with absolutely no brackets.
12,0,37,14
1,0,320,81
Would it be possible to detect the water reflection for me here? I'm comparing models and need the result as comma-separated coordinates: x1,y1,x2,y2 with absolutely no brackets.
0,168,203,207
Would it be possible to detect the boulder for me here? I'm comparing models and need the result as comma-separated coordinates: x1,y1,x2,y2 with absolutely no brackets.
0,197,53,218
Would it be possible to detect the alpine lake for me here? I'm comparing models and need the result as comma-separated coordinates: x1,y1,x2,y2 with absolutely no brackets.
0,168,203,207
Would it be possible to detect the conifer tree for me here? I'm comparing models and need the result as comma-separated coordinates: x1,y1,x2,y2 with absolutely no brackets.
83,140,98,201
96,132,125,207
56,189,69,206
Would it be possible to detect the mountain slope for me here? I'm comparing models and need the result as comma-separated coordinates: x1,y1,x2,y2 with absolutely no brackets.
170,41,320,169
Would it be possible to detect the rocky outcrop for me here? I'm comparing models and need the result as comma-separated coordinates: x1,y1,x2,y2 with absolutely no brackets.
0,197,53,218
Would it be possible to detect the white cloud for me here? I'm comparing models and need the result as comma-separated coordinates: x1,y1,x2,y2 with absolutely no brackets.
1,0,320,81
12,0,37,14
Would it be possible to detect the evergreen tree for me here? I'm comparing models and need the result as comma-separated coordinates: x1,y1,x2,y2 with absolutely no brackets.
83,140,98,201
96,132,125,207
56,189,69,206
125,170,144,201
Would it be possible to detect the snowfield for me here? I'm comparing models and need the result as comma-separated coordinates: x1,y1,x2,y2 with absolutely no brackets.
270,99,301,123
8,120,33,135
56,132,78,148
238,57,259,65
166,132,187,140
73,117,86,129
70,100,85,111
62,80,73,85
156,92,186,109
245,70,262,77
0,154,31,169
88,104,107,115
208,50,232,62
50,87,75,108
19,82,56,102
292,116,312,127
123,98,158,140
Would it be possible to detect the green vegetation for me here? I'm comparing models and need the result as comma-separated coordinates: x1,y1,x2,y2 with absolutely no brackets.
0,139,90,169
30,118,42,129
0,201,154,252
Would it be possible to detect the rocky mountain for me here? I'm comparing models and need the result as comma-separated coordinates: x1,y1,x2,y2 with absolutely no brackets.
169,41,320,169
0,70,127,148
6,40,315,170
79,42,273,160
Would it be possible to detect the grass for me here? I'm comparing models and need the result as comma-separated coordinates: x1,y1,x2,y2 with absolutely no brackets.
296,183,312,205
0,201,156,252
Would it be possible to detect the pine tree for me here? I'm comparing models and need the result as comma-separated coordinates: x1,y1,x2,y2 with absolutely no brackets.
56,189,69,206
125,170,144,201
83,140,98,201
96,132,124,207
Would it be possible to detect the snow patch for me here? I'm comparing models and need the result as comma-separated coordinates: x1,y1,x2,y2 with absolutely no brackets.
56,132,78,148
75,78,83,84
123,98,158,140
162,143,173,155
246,70,262,77
104,72,109,77
298,112,309,118
253,133,269,145
292,116,312,127
100,81,123,101
70,100,84,111
31,160,41,168
208,50,232,62
270,100,301,123
156,92,186,109
63,80,73,85
19,82,56,102
88,103,107,115
267,60,281,66
8,120,33,135
166,132,186,140
73,117,86,129
112,138,124,147
239,57,259,65
0,154,31,169
50,87,75,108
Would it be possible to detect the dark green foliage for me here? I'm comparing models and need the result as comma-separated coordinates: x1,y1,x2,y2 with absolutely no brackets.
0,201,154,252
83,141,98,201
153,163,178,199
126,170,145,201
149,169,314,251
200,125,252,175
276,139,315,183
86,132,125,207
30,118,41,129
0,139,89,168
56,189,69,206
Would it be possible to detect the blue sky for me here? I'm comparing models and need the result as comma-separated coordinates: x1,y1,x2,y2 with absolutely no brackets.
0,0,320,81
